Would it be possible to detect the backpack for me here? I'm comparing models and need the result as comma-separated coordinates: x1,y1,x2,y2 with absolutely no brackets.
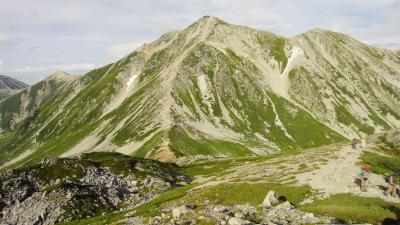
386,175,398,184
386,175,391,183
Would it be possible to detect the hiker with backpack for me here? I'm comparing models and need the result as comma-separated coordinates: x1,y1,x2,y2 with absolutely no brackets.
385,174,398,197
358,165,371,192
352,138,357,150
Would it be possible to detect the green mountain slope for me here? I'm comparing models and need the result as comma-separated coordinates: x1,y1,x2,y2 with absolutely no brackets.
1,17,399,168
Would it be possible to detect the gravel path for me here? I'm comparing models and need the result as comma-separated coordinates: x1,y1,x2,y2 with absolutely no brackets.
296,144,400,202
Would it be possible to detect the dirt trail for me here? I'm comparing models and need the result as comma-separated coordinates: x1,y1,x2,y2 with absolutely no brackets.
296,144,400,202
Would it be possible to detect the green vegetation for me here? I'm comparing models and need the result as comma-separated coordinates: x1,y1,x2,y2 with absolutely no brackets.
62,193,114,222
177,147,314,179
168,182,310,207
81,152,180,178
132,131,166,158
301,194,400,224
15,152,180,185
59,184,195,225
378,132,400,156
269,92,347,148
256,34,288,72
32,158,86,183
361,151,400,176
334,104,375,135
168,125,253,157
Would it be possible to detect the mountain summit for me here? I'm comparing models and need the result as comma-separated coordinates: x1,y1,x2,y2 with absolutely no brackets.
0,17,399,168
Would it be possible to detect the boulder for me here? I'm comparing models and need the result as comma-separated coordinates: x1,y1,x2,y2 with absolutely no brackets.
228,217,254,225
172,205,191,219
275,201,294,211
233,204,257,217
213,205,229,213
302,212,321,223
262,191,279,207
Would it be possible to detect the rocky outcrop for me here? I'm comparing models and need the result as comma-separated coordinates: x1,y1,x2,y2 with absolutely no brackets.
0,152,189,225
143,202,334,225
262,190,279,207
131,191,345,225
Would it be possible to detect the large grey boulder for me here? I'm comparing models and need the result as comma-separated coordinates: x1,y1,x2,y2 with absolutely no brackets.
262,190,279,207
275,201,294,211
227,217,254,225
172,205,192,219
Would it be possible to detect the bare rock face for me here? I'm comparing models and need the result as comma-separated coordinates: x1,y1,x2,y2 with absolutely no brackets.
1,192,65,225
0,152,189,225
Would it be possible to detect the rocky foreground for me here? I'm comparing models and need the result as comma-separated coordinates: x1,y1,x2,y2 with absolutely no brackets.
0,152,354,225
118,191,337,225
0,152,189,225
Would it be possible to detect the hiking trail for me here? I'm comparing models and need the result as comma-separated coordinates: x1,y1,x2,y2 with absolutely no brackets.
296,144,400,202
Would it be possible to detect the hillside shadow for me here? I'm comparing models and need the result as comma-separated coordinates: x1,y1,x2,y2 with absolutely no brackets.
383,205,400,225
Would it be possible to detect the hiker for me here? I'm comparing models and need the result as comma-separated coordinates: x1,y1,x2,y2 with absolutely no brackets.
358,165,371,192
385,174,398,197
352,139,357,150
360,139,367,150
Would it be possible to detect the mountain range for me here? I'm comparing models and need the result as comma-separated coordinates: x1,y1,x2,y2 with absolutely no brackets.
0,75,28,101
0,16,399,168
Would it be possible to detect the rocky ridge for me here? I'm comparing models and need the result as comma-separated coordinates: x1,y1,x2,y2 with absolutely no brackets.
0,152,189,225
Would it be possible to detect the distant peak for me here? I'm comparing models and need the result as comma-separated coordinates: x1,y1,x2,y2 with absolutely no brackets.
293,27,356,43
43,71,78,82
0,74,14,79
307,28,330,33
198,15,224,22
190,16,227,29
0,75,28,89
301,28,341,37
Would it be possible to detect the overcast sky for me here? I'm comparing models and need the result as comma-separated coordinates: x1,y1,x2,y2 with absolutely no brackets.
0,0,399,84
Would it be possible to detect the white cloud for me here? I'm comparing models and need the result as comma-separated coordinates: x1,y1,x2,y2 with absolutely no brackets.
3,63,95,73
0,59,3,66
331,20,400,49
107,40,145,60
0,34,16,49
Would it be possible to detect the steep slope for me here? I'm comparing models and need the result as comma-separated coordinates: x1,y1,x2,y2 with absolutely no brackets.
0,17,399,168
0,75,27,89
287,29,400,138
0,75,28,101
0,71,78,132
0,71,80,166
